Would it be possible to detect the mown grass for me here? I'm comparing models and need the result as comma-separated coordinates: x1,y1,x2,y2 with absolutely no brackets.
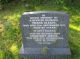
0,2,80,59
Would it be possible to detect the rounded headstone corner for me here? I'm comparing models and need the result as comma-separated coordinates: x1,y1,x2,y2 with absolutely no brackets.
22,11,69,16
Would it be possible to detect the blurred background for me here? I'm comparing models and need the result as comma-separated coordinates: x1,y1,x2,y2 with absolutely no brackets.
0,0,80,59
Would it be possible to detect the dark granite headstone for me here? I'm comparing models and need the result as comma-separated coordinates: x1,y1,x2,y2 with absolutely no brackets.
19,11,71,59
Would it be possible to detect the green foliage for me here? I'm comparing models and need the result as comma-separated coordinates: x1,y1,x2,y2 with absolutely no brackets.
0,0,80,6
0,0,80,10
0,0,12,4
18,0,80,6
64,0,80,6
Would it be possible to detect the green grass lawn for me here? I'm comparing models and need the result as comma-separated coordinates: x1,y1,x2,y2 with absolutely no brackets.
0,2,80,59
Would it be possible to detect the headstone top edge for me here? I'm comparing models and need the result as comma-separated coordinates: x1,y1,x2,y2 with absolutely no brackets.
22,11,68,15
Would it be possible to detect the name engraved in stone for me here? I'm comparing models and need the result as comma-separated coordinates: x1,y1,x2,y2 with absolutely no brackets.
22,16,66,44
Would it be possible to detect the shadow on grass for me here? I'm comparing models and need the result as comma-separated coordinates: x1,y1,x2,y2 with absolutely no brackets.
69,28,80,59
4,50,15,59
0,49,21,59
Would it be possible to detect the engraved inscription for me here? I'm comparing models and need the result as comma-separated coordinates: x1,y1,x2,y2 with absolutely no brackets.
23,16,65,44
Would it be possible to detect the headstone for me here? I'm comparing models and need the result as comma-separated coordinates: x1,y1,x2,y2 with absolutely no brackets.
19,11,71,59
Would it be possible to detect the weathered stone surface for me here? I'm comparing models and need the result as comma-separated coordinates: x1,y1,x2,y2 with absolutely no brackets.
20,11,71,59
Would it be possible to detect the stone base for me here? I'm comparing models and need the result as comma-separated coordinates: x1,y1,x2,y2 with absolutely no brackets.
19,44,71,59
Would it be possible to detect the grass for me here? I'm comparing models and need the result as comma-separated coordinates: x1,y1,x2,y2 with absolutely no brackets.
0,2,80,59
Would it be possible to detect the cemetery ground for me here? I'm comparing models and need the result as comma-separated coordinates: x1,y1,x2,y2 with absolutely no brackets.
0,3,80,59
